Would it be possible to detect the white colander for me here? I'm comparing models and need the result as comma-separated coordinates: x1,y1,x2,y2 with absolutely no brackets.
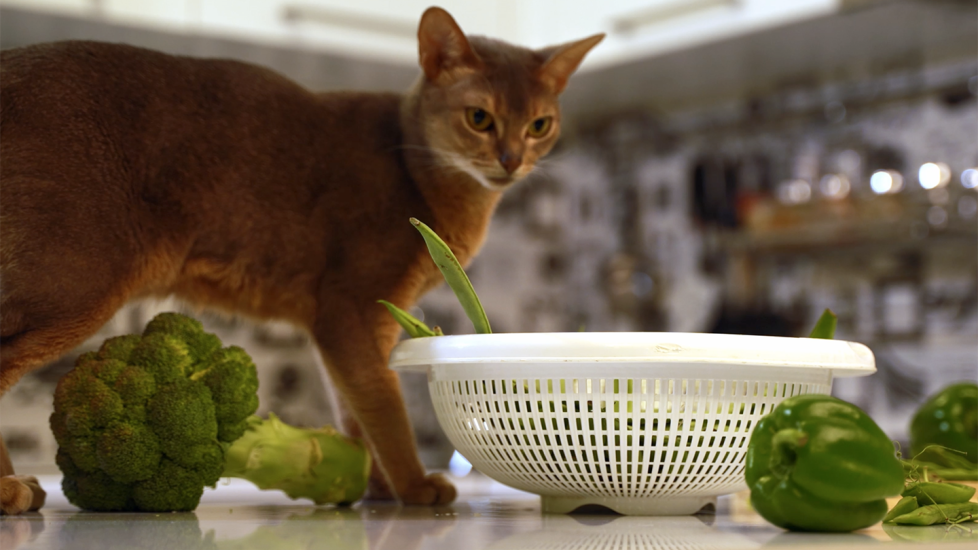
389,332,876,515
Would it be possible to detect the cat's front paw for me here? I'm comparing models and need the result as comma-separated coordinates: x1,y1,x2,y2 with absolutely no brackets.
399,473,457,506
0,476,46,515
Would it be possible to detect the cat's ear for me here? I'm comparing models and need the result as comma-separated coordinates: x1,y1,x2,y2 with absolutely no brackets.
537,34,605,94
418,7,483,82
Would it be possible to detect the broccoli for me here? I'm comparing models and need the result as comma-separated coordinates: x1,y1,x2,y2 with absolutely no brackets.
50,312,259,512
51,312,373,512
222,414,371,506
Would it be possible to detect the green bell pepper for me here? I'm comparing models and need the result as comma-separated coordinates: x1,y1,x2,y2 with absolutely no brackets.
746,394,906,532
910,382,978,464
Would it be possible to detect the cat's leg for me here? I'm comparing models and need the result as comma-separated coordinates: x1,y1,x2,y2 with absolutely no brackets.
313,302,456,506
0,286,144,513
0,195,164,513
1,436,33,514
0,434,36,515
324,376,392,498
0,310,108,515
0,299,132,514
330,394,396,500
0,437,44,515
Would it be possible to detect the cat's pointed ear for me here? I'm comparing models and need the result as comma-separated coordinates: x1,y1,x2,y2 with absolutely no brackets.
537,34,605,94
418,7,483,82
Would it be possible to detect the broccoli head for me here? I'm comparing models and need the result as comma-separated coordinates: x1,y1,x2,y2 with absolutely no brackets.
50,312,259,512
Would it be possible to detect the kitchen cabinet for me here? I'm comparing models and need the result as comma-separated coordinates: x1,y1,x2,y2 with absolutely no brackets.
0,0,848,67
103,0,191,29
196,0,515,63
543,0,842,68
238,0,843,67
0,0,89,16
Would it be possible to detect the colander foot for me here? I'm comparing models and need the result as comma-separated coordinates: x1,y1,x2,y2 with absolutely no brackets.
542,494,716,516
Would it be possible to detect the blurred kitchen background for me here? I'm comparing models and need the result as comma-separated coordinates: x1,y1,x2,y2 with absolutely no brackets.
1,0,975,474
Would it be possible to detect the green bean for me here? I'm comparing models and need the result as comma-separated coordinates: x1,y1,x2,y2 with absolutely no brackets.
927,469,978,481
377,300,437,338
889,503,978,526
884,496,919,523
807,309,837,339
410,218,491,334
902,482,976,505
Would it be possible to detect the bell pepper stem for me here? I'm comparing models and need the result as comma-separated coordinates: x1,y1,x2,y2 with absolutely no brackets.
770,428,809,478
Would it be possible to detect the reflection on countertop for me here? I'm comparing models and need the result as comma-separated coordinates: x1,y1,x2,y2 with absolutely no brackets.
2,474,976,550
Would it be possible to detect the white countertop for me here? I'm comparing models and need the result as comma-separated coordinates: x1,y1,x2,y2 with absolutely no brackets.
2,474,975,550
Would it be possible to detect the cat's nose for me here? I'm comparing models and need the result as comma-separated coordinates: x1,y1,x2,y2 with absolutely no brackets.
499,151,522,174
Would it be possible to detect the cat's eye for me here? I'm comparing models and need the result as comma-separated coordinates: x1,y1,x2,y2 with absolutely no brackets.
466,108,494,132
527,117,553,138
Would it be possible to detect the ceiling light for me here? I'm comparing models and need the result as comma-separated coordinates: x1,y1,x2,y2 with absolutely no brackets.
871,170,903,194
961,168,978,189
918,162,950,189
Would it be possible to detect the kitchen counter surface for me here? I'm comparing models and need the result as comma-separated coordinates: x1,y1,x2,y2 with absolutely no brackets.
3,474,975,550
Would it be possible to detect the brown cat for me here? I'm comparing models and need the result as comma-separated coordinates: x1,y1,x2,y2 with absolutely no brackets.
0,7,602,514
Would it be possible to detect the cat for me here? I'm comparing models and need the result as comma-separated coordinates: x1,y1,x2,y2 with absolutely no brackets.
0,6,602,514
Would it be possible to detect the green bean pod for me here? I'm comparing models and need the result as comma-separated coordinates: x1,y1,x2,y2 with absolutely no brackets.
889,502,978,525
902,481,976,505
378,300,437,338
883,496,919,523
808,309,837,339
927,469,978,481
410,218,491,334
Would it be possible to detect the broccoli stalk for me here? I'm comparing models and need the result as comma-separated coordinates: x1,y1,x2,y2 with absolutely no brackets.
221,414,371,505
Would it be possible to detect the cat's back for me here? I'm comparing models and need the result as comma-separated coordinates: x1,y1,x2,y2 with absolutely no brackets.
1,41,315,136
1,41,304,96
0,41,409,200
1,41,404,156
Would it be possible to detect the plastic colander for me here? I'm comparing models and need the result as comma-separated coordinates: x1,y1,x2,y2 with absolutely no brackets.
389,332,876,515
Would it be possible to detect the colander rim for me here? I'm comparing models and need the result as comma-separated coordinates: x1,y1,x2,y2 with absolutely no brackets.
388,331,874,376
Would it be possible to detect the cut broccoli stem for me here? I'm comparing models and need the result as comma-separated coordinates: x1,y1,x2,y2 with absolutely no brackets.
221,414,371,506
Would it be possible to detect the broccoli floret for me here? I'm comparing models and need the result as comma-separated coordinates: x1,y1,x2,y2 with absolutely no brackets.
50,312,259,512
222,414,371,506
144,313,222,367
194,347,260,442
